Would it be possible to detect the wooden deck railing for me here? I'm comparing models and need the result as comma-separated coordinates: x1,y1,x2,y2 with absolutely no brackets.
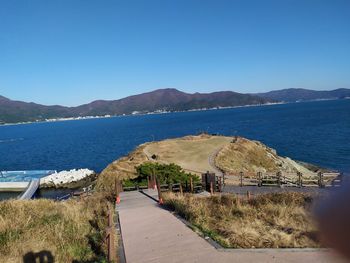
122,174,214,194
105,205,117,262
225,171,342,188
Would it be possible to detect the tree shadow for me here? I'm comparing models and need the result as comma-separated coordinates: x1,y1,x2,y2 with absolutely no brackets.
23,250,54,263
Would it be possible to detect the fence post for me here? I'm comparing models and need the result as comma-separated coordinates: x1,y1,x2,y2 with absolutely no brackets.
240,171,243,187
257,172,262,187
169,183,172,192
190,177,194,193
277,171,282,187
318,172,324,188
147,176,151,189
106,205,116,262
153,175,157,190
297,172,302,187
156,177,163,204
218,177,222,192
152,167,155,189
179,183,183,195
210,181,214,195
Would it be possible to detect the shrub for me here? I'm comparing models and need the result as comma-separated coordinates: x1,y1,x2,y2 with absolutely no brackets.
124,162,199,187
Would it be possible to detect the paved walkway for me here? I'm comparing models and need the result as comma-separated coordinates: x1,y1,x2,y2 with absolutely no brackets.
117,190,347,263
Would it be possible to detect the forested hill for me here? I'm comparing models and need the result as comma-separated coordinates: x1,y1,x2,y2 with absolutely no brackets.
0,88,272,124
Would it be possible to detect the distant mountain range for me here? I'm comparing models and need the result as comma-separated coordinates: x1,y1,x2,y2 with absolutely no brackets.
0,88,349,124
0,89,271,124
256,88,350,102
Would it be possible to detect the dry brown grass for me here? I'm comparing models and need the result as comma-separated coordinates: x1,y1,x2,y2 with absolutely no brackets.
0,193,110,263
96,135,232,196
164,192,320,248
96,143,150,196
215,137,314,176
144,134,232,174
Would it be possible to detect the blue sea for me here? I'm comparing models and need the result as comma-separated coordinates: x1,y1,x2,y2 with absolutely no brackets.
0,99,349,175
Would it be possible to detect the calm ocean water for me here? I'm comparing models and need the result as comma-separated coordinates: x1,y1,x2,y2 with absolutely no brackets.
0,99,349,174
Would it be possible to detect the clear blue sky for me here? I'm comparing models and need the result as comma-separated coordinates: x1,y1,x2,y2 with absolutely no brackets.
0,0,349,106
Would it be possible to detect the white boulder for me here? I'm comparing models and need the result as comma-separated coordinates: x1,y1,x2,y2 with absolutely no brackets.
40,169,95,187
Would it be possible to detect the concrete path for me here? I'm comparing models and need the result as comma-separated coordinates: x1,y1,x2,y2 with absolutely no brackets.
117,190,347,263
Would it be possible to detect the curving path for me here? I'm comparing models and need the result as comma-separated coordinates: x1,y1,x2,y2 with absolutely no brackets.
208,147,225,176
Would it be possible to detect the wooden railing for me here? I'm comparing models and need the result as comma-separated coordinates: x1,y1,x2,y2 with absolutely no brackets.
122,175,209,194
225,171,342,188
122,181,204,193
105,205,117,262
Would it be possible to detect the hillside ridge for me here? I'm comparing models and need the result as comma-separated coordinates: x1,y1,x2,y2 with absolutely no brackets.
0,88,272,124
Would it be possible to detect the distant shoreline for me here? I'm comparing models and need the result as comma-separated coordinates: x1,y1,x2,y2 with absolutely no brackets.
0,98,347,127
1,101,284,126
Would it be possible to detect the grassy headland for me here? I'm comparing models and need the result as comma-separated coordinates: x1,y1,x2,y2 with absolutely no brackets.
99,134,321,189
0,134,329,262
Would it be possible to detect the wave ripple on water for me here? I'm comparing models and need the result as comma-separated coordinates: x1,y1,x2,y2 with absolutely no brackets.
0,138,24,143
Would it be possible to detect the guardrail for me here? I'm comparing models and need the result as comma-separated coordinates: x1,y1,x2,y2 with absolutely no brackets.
122,181,204,193
225,171,342,188
121,174,226,196
105,205,116,262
